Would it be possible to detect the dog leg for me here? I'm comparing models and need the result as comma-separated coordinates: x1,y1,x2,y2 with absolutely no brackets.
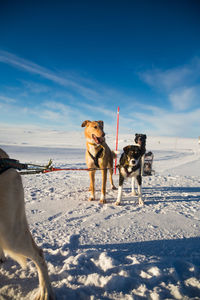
0,169,54,300
115,174,124,206
131,177,137,196
100,169,107,203
89,170,95,201
4,233,54,300
10,237,54,300
141,155,145,176
108,165,117,190
29,239,54,300
0,246,6,263
136,175,144,206
7,231,55,299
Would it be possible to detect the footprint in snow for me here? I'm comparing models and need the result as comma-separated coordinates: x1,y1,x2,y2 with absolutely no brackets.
48,212,62,221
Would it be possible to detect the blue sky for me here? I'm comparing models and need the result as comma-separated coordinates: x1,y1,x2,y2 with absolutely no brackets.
0,0,200,138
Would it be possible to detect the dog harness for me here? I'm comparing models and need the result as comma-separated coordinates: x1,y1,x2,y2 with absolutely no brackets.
123,163,141,177
88,146,104,168
0,158,28,175
119,156,141,177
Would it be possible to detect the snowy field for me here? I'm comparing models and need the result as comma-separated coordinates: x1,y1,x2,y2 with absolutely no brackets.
0,129,200,299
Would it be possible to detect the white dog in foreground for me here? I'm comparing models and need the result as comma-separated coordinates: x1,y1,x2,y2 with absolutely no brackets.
0,148,55,300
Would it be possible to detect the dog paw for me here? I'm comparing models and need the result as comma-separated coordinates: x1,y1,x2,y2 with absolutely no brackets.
100,194,106,204
89,197,95,201
138,200,144,207
33,287,55,300
131,191,137,196
111,185,117,190
115,201,121,206
100,198,106,204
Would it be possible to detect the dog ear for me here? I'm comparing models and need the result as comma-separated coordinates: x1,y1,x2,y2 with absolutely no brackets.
97,120,104,129
135,134,138,142
123,145,131,154
81,120,91,127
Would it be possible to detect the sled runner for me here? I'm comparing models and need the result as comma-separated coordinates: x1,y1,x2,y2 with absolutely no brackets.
143,151,155,176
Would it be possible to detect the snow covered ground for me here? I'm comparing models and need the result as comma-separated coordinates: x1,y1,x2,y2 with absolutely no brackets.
0,129,200,299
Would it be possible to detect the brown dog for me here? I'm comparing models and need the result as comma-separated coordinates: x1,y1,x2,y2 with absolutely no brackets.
0,148,54,300
81,120,116,203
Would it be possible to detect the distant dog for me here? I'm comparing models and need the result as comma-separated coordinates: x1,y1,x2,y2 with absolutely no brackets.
81,120,116,203
0,148,54,300
134,133,147,175
115,145,144,206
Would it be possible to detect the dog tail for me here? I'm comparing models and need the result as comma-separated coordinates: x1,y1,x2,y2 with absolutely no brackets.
112,150,120,159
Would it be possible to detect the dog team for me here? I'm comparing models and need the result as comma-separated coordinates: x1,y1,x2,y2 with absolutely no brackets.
82,120,147,206
0,120,148,299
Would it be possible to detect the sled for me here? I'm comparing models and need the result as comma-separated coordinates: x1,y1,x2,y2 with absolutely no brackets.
143,151,155,176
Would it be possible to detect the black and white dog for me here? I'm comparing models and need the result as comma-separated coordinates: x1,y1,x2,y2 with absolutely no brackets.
131,134,147,194
134,133,147,176
115,145,144,206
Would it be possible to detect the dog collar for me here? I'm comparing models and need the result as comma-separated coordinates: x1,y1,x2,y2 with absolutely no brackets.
125,163,141,176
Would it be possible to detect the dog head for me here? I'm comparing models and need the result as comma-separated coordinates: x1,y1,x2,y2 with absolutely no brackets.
81,120,105,145
123,145,142,167
135,134,147,147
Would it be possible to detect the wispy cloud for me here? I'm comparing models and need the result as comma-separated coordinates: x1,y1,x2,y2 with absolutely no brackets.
1,50,200,138
0,89,199,137
0,50,76,87
0,50,114,103
122,102,200,137
21,80,51,94
169,86,200,111
139,57,200,90
0,50,140,107
77,102,116,118
139,57,200,111
0,97,84,130
0,95,16,103
40,101,92,129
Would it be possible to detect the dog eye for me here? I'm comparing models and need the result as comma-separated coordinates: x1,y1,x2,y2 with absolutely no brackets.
94,126,98,129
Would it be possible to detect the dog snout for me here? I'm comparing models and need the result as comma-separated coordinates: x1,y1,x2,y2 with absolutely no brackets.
130,159,136,165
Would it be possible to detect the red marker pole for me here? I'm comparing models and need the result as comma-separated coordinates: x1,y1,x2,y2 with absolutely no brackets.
114,106,120,174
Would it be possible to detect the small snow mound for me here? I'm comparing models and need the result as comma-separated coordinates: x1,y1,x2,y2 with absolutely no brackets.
132,284,147,297
148,266,161,277
126,255,140,265
185,277,200,289
168,283,183,299
140,270,152,279
79,273,111,287
92,252,116,272
149,289,160,300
